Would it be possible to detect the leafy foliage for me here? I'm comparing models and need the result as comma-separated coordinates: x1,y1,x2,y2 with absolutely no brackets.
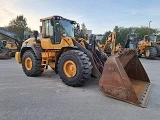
5,15,31,41
101,31,111,44
81,23,87,39
102,26,159,46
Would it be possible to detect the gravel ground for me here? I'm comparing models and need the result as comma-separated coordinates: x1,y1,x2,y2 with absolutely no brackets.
0,57,160,120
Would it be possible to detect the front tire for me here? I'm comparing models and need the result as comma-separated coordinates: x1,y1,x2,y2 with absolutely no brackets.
145,47,157,59
22,50,43,77
57,50,92,87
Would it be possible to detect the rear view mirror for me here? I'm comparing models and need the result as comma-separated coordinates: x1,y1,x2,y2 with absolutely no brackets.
50,19,54,26
33,30,39,38
2,40,7,47
77,23,80,29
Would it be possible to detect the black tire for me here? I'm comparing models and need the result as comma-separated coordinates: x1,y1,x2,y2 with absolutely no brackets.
22,50,43,77
57,50,92,87
145,47,157,59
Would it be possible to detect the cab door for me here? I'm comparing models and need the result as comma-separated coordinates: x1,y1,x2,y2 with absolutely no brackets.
53,20,61,44
44,19,61,44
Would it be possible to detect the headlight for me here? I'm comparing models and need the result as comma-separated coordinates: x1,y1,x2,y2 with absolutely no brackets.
129,36,134,40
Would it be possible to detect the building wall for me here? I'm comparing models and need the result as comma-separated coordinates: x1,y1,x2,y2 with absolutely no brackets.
87,30,92,37
96,34,103,41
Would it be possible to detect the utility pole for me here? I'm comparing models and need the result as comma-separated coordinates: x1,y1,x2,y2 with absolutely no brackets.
149,21,151,35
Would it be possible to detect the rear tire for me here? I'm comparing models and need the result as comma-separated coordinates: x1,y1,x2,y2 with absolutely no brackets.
22,50,43,77
57,50,92,87
145,47,157,59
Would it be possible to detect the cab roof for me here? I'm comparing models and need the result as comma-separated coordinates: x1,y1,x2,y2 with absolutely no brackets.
40,15,76,23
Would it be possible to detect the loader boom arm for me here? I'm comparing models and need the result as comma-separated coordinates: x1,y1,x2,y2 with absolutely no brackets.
103,30,116,54
0,27,22,50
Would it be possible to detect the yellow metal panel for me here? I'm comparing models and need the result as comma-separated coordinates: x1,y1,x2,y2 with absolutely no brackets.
49,52,55,57
49,62,55,69
15,52,21,63
41,52,47,58
24,38,36,44
41,37,74,49
41,51,56,58
41,38,54,49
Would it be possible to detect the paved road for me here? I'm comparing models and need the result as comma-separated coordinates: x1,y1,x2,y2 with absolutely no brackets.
0,58,160,120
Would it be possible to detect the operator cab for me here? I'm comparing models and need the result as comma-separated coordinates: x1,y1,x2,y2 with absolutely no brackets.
124,32,139,49
156,35,160,44
145,35,157,42
40,15,76,44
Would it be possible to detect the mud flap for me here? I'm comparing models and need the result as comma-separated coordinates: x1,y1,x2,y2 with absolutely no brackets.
99,49,152,107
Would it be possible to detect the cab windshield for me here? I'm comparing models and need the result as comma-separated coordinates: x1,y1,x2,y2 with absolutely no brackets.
148,35,156,42
59,20,74,37
156,35,160,42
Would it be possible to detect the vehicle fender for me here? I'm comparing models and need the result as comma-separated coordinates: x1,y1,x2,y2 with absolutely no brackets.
20,43,43,60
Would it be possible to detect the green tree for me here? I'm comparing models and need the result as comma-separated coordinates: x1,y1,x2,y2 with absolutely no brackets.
136,26,158,39
101,31,111,44
74,24,80,39
102,26,159,46
5,15,31,41
81,23,87,39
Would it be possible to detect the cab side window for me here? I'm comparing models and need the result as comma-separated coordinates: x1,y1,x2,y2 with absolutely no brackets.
44,20,53,37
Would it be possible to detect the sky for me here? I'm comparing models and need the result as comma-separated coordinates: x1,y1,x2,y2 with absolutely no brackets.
0,0,160,34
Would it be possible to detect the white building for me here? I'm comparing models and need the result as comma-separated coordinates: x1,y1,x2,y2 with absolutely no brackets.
95,34,103,41
86,30,92,37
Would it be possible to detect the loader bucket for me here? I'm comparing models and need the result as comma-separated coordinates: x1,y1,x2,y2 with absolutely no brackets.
99,49,152,107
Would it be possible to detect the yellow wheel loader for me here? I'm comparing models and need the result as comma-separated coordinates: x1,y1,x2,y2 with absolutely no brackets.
138,35,160,59
15,15,152,107
123,31,160,59
98,31,122,55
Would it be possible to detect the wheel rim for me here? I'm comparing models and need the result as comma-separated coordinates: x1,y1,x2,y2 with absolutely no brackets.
63,60,77,77
25,57,32,70
145,50,150,57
